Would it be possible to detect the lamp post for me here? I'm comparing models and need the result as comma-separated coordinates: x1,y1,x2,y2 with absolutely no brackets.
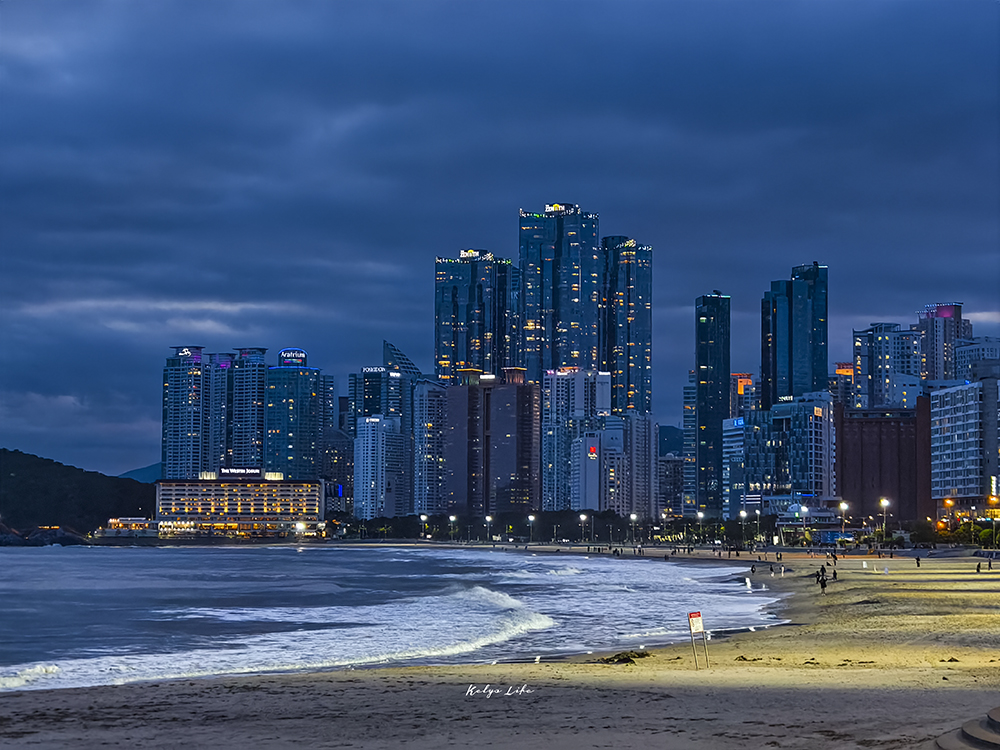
739,509,747,545
630,513,638,544
419,514,428,540
880,498,889,543
485,515,492,543
579,514,587,544
449,515,457,542
990,496,998,548
697,511,704,545
839,502,848,542
801,506,809,546
527,514,535,544
970,506,976,545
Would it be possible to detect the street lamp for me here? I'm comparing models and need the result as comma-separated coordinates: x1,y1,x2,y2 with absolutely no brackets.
630,513,638,544
697,511,704,544
420,514,428,540
449,515,457,542
880,498,890,543
579,514,588,543
839,502,848,541
970,506,977,545
528,514,535,544
739,509,747,544
755,508,761,544
801,506,809,546
485,515,492,543
989,496,999,549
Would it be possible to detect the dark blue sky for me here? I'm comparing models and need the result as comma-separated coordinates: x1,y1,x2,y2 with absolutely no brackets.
1,1,998,475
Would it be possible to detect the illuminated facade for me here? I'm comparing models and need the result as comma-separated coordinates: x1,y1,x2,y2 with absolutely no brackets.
353,414,406,520
517,204,601,384
744,392,836,511
852,323,922,408
413,378,448,516
265,349,323,481
930,362,1000,512
434,250,515,382
761,262,829,410
231,347,268,468
162,346,211,480
156,477,322,537
600,236,653,415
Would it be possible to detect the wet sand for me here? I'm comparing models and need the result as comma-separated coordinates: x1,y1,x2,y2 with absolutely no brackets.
2,551,997,749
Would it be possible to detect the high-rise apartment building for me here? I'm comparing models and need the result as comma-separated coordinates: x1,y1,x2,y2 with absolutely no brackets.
930,360,999,513
353,414,405,520
916,303,973,382
695,292,731,518
264,349,323,481
681,370,697,516
517,203,601,383
744,391,836,514
230,348,268,468
412,378,448,516
852,323,923,408
761,262,828,410
162,346,211,480
434,250,514,382
955,337,1000,382
721,417,746,520
541,369,611,511
600,236,653,415
443,368,540,517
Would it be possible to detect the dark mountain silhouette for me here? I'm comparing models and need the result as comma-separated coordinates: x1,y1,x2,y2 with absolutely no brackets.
0,449,154,535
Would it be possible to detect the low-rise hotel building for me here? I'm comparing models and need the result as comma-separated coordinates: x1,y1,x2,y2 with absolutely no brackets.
155,471,322,537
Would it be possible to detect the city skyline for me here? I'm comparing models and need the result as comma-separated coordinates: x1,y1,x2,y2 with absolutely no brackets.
2,1,998,476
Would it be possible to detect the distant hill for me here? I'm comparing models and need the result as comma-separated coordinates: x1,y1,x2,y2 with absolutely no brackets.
0,449,155,534
119,462,161,484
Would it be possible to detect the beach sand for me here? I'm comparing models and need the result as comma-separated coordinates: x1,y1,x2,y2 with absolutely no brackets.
2,551,998,749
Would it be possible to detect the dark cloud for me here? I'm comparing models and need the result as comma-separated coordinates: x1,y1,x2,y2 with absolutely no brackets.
1,0,997,474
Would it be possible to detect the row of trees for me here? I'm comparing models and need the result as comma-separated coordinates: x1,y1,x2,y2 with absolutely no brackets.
328,510,781,546
327,512,999,548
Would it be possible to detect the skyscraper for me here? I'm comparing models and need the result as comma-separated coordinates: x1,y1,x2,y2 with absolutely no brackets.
162,346,210,480
443,368,540,517
353,414,405,520
695,292,731,518
760,262,829,410
230,347,268,468
412,378,448,516
600,236,653,415
264,348,322,480
518,203,601,384
434,251,514,382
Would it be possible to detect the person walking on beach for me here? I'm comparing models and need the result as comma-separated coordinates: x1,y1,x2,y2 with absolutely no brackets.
820,577,827,594
832,569,837,581
976,562,982,573
780,565,785,577
770,564,774,576
751,565,756,575
915,556,920,568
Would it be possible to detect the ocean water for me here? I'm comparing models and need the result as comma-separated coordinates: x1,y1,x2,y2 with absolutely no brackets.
0,545,782,692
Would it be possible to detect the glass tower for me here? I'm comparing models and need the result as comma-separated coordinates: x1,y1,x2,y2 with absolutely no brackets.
518,204,601,384
265,349,322,481
600,236,653,415
695,292,731,518
434,250,514,382
761,262,828,410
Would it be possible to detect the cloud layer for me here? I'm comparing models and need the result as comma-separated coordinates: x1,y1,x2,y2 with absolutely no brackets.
2,1,997,474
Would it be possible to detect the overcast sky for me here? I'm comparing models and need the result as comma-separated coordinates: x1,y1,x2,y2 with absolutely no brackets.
1,0,997,476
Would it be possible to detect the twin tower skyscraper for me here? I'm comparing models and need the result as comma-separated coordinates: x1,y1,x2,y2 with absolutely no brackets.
433,203,653,414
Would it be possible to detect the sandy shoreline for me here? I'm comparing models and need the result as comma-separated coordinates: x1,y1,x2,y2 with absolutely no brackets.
2,550,998,749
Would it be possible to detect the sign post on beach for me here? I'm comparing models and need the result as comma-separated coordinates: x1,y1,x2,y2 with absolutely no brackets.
688,611,710,669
